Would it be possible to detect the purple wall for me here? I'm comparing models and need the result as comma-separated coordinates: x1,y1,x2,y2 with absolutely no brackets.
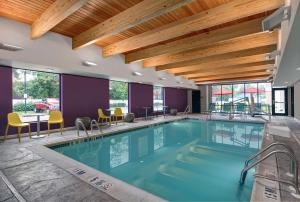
61,74,109,127
0,67,13,136
129,83,153,117
164,87,188,112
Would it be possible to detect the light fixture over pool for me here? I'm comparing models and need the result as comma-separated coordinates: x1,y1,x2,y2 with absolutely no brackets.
0,42,24,51
132,71,143,76
82,60,97,67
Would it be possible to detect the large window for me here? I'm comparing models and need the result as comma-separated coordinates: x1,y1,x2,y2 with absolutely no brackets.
13,69,60,115
153,86,164,111
210,82,272,113
109,80,128,113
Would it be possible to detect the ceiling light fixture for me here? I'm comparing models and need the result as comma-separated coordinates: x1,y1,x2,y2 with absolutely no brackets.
132,71,143,76
82,61,97,67
0,42,24,51
297,67,300,70
159,77,166,80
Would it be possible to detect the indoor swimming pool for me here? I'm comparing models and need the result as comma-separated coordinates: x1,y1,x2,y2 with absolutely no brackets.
50,119,264,201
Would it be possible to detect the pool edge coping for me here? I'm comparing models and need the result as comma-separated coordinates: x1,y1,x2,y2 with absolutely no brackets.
30,116,266,202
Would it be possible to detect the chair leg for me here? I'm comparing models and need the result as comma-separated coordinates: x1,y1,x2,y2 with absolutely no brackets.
48,123,51,136
17,127,21,143
28,125,31,139
60,123,63,135
62,122,64,132
4,125,9,141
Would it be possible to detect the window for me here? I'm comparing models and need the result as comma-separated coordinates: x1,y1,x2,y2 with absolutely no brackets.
211,85,222,111
153,86,164,111
258,83,272,113
221,85,233,105
210,82,272,112
245,83,258,104
109,80,128,113
13,69,60,115
232,83,245,102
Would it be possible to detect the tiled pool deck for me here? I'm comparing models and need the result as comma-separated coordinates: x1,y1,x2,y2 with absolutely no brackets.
0,114,300,202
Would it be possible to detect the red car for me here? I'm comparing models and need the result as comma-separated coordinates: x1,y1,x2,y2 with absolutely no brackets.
34,98,59,112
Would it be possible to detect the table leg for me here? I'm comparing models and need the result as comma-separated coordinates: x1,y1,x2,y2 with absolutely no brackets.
31,115,46,139
145,109,148,120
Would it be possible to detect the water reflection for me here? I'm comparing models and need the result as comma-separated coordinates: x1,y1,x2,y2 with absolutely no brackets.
52,119,264,201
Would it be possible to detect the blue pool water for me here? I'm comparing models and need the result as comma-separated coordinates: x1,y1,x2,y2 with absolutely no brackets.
51,119,264,201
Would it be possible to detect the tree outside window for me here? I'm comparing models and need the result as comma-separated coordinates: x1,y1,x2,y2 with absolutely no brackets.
13,69,60,115
109,80,128,113
153,86,164,111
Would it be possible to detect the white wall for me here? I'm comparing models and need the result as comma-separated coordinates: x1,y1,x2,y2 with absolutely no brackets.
274,0,300,86
0,17,197,89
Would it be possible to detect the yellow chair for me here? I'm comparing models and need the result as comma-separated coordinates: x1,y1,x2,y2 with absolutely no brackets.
113,108,124,122
48,110,64,135
5,112,31,143
98,108,110,124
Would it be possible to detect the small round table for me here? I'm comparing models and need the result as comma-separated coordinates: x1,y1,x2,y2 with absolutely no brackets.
22,114,49,139
143,107,151,120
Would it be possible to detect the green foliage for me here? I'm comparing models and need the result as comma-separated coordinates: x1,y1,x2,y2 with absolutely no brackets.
13,102,35,112
13,70,60,99
110,81,128,100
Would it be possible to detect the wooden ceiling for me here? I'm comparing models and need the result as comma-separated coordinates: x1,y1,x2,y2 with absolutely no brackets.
0,0,284,84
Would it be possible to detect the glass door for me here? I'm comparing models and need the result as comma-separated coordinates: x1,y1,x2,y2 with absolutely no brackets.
272,88,288,116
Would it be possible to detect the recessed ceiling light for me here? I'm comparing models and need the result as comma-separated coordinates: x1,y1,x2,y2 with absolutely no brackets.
132,71,143,76
82,61,97,67
0,42,24,51
297,67,300,70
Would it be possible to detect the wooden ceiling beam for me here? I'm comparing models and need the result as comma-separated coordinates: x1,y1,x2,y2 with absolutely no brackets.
172,57,274,75
191,72,271,82
103,0,284,57
72,0,193,49
156,45,276,71
144,31,278,67
125,18,263,63
31,0,88,39
195,76,270,84
183,64,273,78
187,66,272,79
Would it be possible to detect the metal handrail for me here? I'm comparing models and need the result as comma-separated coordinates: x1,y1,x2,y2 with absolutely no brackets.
183,105,190,117
76,120,89,137
90,119,103,139
240,150,299,194
245,142,294,167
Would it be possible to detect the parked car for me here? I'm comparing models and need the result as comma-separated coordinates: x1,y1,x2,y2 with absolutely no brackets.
34,98,59,112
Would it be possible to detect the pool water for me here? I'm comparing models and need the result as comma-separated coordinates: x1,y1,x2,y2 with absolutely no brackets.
51,119,264,201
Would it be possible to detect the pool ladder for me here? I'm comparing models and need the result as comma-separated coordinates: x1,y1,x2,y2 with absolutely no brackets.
240,142,300,195
183,105,190,118
76,119,103,139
